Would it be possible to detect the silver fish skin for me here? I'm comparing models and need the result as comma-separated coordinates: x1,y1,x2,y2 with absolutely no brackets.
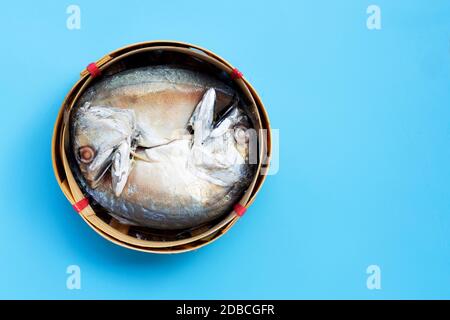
70,67,254,230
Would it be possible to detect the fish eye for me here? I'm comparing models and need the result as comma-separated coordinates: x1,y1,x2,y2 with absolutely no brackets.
234,126,248,144
79,146,95,164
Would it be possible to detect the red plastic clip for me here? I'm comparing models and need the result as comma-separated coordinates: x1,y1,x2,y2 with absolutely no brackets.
234,203,247,217
86,63,101,78
73,198,89,213
230,68,243,80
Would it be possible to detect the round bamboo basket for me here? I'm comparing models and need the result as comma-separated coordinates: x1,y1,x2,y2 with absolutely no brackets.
52,40,271,253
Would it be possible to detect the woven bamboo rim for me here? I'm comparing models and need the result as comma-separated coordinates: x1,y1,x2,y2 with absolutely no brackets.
52,40,271,253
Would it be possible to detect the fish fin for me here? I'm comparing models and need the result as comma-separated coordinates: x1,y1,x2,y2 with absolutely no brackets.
111,139,132,197
189,88,216,145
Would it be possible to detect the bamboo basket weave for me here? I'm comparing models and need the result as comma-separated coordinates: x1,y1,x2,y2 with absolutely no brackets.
52,41,271,253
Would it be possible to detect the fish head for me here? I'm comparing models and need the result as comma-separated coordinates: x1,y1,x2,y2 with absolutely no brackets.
190,89,255,166
188,91,255,187
72,103,136,196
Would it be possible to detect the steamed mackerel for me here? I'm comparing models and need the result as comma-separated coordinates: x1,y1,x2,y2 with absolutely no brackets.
70,66,254,230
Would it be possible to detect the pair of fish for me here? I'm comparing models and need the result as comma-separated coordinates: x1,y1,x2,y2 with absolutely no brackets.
70,66,255,230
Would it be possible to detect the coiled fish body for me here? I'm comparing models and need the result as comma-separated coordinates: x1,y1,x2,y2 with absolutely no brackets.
70,66,254,229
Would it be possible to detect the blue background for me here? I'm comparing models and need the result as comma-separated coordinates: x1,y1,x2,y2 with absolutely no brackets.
0,0,449,299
